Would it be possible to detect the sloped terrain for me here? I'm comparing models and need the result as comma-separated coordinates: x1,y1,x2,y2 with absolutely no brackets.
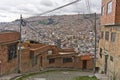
0,14,100,52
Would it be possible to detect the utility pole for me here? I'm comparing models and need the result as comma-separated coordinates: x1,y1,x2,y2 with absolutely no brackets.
94,13,97,73
18,14,22,73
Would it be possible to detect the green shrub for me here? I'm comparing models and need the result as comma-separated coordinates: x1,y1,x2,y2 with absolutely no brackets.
73,76,98,80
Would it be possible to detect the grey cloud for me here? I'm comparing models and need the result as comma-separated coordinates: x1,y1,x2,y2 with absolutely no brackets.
16,4,39,14
0,0,101,22
0,0,101,14
0,5,12,11
0,14,7,17
40,0,54,7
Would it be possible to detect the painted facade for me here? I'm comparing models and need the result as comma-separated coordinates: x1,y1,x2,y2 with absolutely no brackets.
97,0,120,79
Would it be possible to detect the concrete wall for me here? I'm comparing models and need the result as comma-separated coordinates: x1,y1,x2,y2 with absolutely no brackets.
97,25,120,79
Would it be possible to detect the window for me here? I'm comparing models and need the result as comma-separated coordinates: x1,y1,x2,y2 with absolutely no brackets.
105,32,109,41
107,1,112,14
49,58,55,64
30,53,37,66
111,32,116,42
101,6,105,15
100,48,102,58
63,58,72,63
30,53,34,59
32,55,37,66
101,32,104,39
8,43,17,62
110,56,113,62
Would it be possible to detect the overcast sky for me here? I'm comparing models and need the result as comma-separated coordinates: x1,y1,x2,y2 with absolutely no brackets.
0,0,101,22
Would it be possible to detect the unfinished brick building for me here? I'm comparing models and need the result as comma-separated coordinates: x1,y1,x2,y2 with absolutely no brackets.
0,31,20,75
0,31,94,75
20,43,94,73
101,0,120,25
97,0,120,79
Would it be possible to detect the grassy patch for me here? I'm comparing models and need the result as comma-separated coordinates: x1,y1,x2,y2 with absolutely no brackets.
73,76,98,80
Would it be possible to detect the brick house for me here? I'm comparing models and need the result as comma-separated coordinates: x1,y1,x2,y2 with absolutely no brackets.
97,0,120,79
20,43,58,72
0,31,20,75
20,43,94,73
101,0,120,25
0,30,94,75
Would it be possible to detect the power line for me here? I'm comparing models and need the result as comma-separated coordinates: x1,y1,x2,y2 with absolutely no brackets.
26,22,41,36
18,0,94,42
0,0,81,16
20,0,92,38
36,0,81,16
4,0,81,16
85,0,91,14
21,0,90,36
20,19,41,38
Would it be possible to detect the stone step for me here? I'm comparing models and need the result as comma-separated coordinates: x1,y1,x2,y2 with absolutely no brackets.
95,73,108,80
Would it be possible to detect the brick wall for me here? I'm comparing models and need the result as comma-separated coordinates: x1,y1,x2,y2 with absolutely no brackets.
0,31,94,75
115,0,120,24
101,0,120,25
0,31,20,43
0,31,20,75
0,45,18,75
101,0,116,25
20,43,94,73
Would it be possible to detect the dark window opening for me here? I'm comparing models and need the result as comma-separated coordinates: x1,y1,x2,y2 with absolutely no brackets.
49,58,55,64
101,32,104,39
32,55,37,66
105,32,109,41
8,43,17,62
29,40,39,43
82,60,87,69
63,58,72,63
110,56,113,62
30,53,34,59
111,32,116,42
100,48,102,58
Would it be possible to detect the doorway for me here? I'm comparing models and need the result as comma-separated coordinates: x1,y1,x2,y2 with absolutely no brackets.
82,60,87,70
104,55,108,74
40,56,43,67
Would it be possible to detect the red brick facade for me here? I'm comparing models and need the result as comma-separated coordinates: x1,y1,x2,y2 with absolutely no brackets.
115,0,120,23
101,0,116,25
20,43,94,73
101,0,120,25
0,31,20,75
0,31,94,75
0,31,20,43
